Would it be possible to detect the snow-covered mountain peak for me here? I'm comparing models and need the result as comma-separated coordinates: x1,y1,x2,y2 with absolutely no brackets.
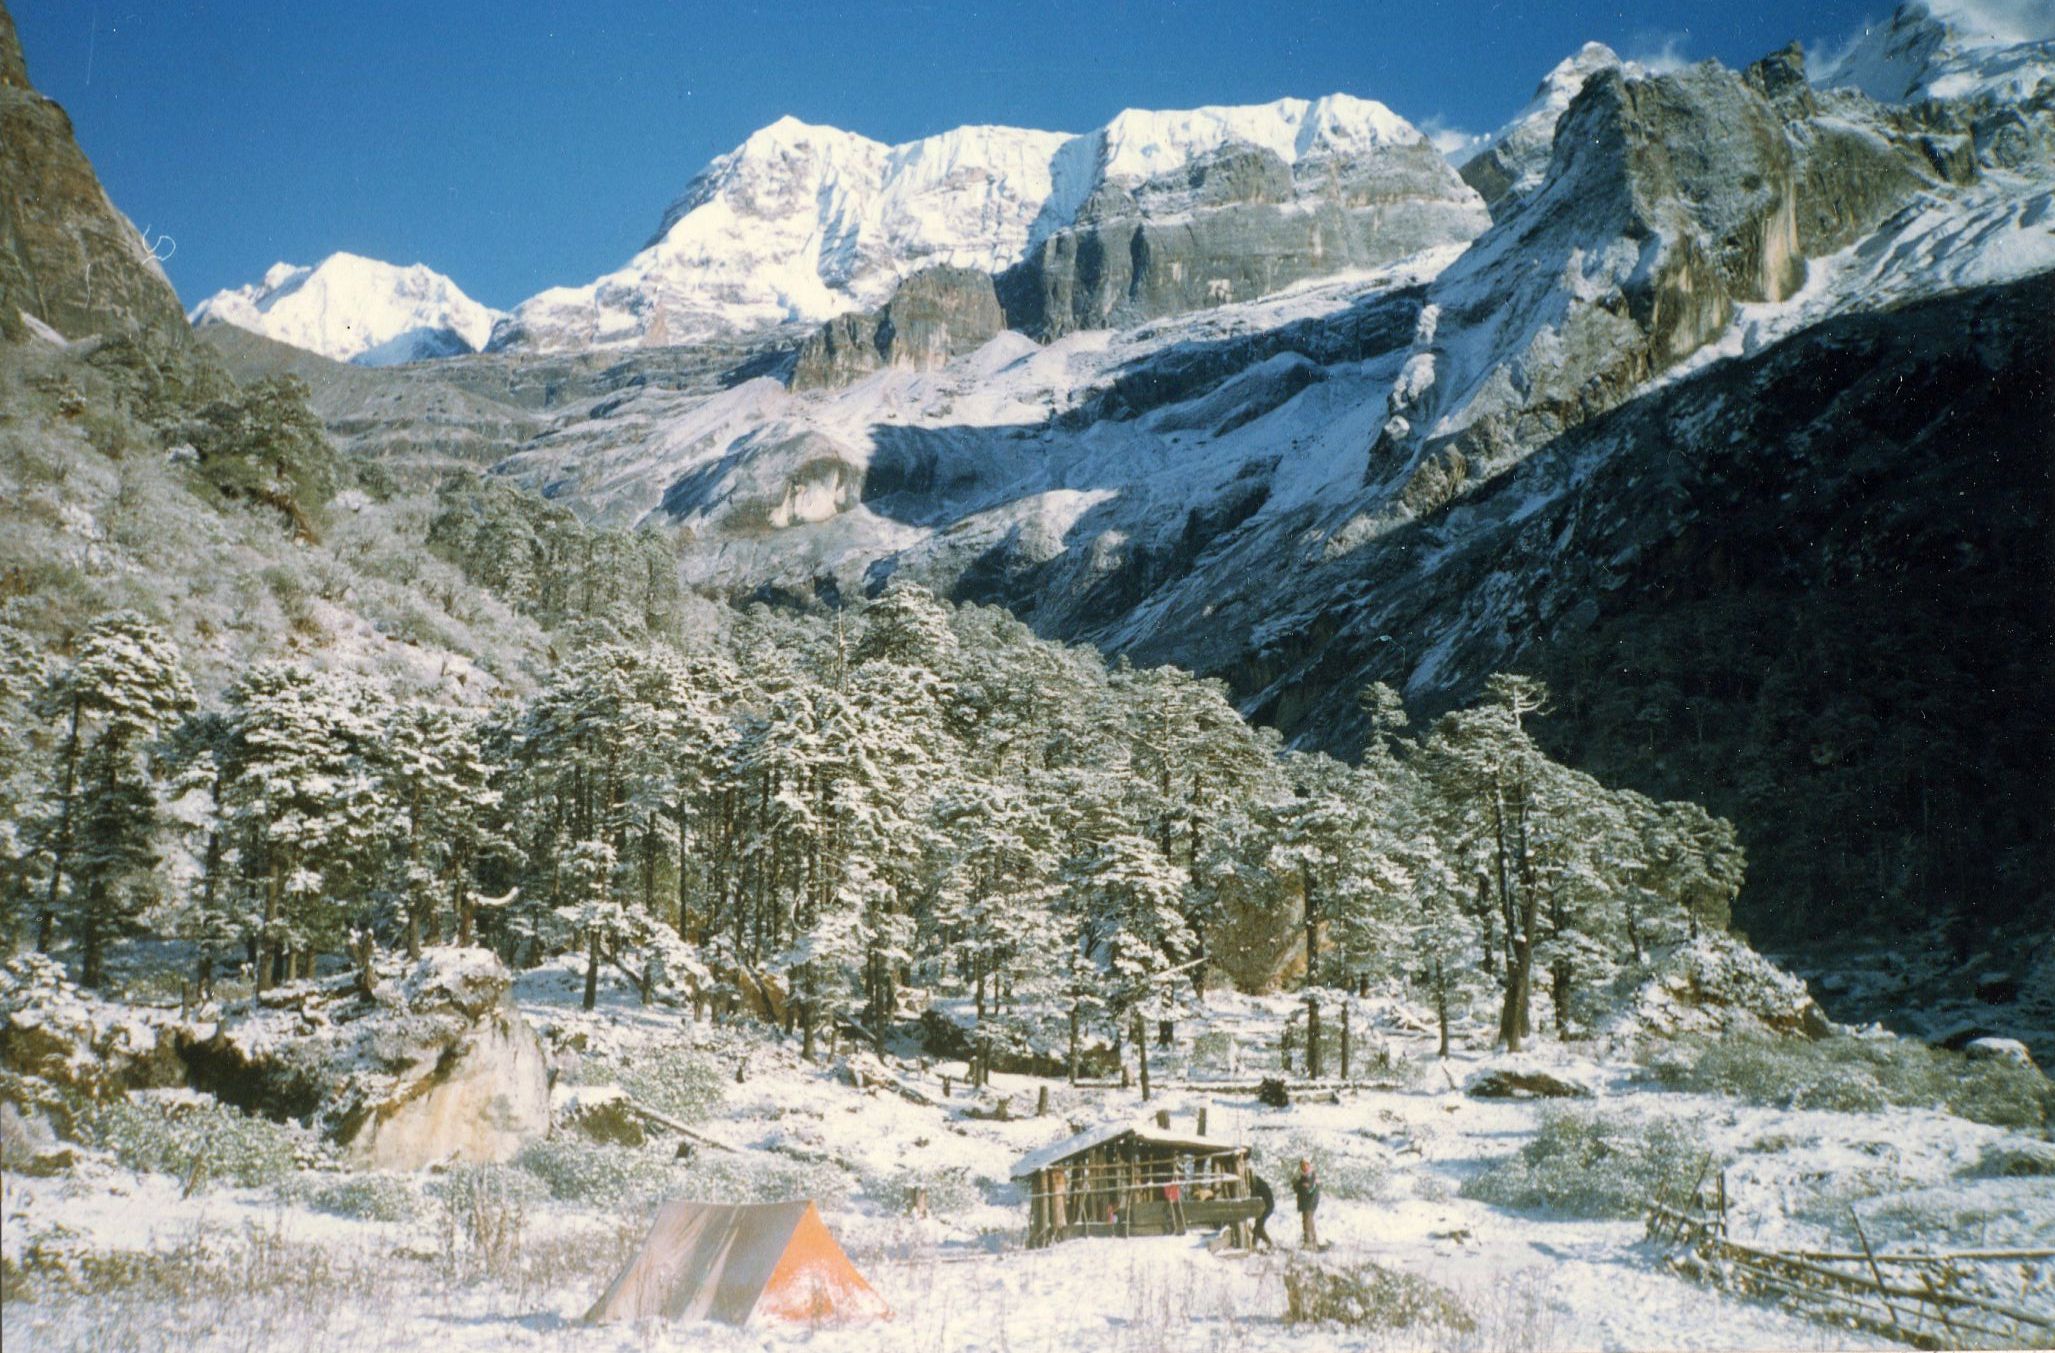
189,252,505,366
1453,43,1648,215
1816,0,2055,103
494,93,1467,354
1094,94,1421,183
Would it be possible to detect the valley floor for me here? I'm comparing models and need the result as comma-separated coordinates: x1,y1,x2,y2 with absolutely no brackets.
5,960,2051,1352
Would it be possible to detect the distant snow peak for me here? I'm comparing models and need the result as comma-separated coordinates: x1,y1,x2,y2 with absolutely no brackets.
189,251,504,366
1815,0,2055,103
494,92,1450,354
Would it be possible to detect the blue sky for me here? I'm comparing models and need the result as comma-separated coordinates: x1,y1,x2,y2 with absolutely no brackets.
13,0,1894,310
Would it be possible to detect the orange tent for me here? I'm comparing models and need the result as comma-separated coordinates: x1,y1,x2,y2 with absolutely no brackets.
584,1199,891,1326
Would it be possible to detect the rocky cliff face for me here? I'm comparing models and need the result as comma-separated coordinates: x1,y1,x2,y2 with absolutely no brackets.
997,137,1486,340
789,265,1004,390
0,2,190,346
1457,43,1646,220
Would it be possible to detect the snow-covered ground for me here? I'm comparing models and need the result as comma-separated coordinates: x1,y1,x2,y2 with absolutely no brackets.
7,957,2050,1352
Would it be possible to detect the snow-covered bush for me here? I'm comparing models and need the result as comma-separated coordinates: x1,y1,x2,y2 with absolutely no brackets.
1460,1106,1711,1218
86,1096,306,1189
514,1138,683,1208
279,1170,423,1222
1251,1129,1390,1201
611,1044,726,1124
679,1150,852,1209
1970,1139,2055,1177
1643,1034,2052,1127
435,1162,534,1278
1190,1029,1238,1076
1281,1254,1474,1333
859,1162,981,1218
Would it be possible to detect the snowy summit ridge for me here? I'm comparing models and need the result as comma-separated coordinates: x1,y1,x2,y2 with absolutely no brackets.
490,93,1442,353
189,252,506,366
1814,0,2055,103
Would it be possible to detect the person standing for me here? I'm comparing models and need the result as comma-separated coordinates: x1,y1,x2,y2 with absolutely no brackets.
1164,1157,1188,1235
1249,1173,1277,1252
1292,1157,1321,1248
1049,1165,1069,1240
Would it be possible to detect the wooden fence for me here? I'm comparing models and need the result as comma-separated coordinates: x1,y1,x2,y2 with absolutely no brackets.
1646,1166,2055,1350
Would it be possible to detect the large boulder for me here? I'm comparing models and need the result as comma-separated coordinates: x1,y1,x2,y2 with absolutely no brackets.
178,948,551,1170
1606,935,1837,1041
1465,1055,1598,1100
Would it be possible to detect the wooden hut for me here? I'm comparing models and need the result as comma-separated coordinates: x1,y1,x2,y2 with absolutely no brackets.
1011,1119,1259,1248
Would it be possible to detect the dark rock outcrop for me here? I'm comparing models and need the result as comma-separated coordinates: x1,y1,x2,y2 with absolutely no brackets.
0,2,190,345
789,265,1004,391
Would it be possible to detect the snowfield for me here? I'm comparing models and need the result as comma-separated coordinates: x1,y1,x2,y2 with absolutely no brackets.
7,955,2049,1352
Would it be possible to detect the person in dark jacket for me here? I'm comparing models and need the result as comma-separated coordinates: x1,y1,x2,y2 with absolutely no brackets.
1292,1157,1321,1247
1249,1173,1276,1252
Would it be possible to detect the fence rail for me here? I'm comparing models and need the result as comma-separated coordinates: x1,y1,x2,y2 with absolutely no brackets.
1646,1170,2055,1350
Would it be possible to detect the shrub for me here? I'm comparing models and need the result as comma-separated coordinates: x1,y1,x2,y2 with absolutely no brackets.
1971,1139,2055,1178
515,1138,684,1208
860,1162,981,1217
1281,1255,1474,1333
1643,1034,2052,1128
278,1171,422,1222
435,1163,533,1279
679,1150,852,1209
1461,1106,1711,1219
86,1096,305,1189
613,1044,726,1125
1251,1129,1389,1201
1191,1029,1238,1075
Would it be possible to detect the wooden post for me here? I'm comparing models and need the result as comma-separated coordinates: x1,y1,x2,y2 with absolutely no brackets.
1196,1106,1208,1137
1341,1003,1351,1081
1851,1209,1912,1338
1037,1085,1050,1117
942,1074,953,1097
1155,1109,1171,1129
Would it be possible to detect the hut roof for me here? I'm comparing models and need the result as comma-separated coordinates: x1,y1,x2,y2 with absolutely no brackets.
1009,1119,1244,1179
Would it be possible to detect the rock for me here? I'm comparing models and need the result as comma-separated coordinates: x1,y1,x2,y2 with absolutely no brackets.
178,947,551,1171
0,1099,76,1175
1976,1139,2055,1177
1606,935,1838,1041
790,265,1004,390
1465,1058,1596,1100
1964,1036,2036,1068
553,1083,647,1147
0,953,187,1099
1000,139,1485,340
0,5,191,346
1975,972,2021,1003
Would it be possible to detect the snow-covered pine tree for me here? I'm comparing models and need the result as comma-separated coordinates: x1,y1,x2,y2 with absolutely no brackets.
218,663,385,988
33,612,195,984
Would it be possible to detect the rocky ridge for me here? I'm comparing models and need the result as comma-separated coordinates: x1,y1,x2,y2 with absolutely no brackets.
0,4,189,347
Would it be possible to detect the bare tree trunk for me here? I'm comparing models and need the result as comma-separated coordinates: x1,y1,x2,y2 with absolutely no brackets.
1133,1010,1151,1102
